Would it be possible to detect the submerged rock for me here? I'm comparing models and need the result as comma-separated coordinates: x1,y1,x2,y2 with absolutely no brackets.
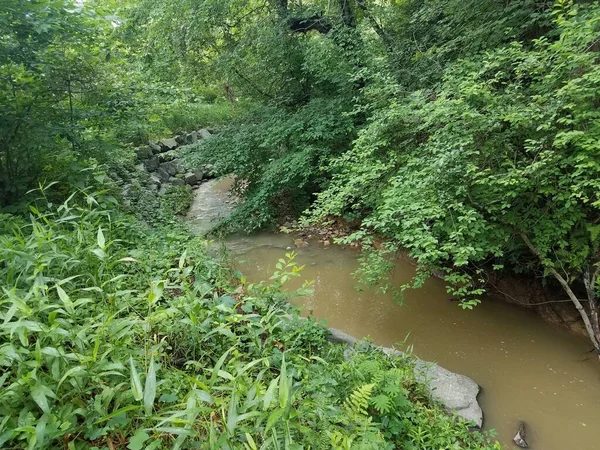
513,422,529,448
294,239,309,248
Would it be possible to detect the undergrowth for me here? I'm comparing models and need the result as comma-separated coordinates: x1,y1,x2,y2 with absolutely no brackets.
0,176,500,449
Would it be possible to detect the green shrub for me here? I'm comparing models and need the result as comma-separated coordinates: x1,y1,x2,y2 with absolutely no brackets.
162,185,194,216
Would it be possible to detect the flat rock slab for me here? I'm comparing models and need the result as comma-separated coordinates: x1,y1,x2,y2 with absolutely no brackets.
327,326,483,428
414,360,483,427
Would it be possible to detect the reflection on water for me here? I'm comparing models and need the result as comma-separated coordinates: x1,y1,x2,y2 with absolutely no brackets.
187,180,600,450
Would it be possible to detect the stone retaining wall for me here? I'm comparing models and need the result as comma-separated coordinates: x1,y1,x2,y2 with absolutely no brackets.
134,128,215,192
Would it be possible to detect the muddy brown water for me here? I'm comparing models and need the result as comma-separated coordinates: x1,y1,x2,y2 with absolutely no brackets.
190,179,600,450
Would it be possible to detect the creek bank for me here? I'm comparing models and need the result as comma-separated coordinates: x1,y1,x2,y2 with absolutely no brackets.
186,180,485,428
326,327,484,428
283,219,587,339
186,179,600,450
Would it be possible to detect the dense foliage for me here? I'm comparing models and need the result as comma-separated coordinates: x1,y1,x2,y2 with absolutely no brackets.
133,0,600,353
0,0,237,206
2,0,599,446
0,1,507,449
0,178,499,449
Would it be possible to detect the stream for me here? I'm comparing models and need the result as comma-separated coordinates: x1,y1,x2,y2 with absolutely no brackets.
188,178,600,450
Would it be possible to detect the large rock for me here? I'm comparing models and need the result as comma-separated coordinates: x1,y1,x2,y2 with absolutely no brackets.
143,156,159,172
327,328,359,346
184,173,198,185
158,150,177,162
169,177,185,186
199,128,212,139
193,169,205,181
175,134,187,145
155,167,170,182
160,160,181,177
414,360,483,427
189,131,198,143
136,147,154,161
149,141,162,154
149,174,162,185
159,138,178,151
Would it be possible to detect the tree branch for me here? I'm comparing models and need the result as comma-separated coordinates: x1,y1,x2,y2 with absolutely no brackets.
520,232,600,350
231,67,274,100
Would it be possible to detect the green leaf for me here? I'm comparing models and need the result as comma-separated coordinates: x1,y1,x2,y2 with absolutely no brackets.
31,384,52,414
265,408,284,432
92,248,106,260
278,356,289,409
226,392,238,434
57,366,86,391
97,227,106,249
130,358,143,402
127,430,150,450
55,285,74,314
148,281,165,305
144,356,157,416
245,433,258,450
263,377,278,411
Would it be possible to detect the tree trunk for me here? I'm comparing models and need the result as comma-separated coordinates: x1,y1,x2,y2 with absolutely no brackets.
521,233,600,357
339,0,355,28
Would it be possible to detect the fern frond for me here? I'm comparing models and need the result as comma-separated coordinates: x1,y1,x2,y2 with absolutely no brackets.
344,383,374,416
371,394,392,414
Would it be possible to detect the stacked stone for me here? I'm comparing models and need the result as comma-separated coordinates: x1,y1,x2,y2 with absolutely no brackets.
134,129,215,192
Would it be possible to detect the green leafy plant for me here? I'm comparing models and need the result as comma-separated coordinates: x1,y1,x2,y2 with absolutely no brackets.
0,180,499,449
